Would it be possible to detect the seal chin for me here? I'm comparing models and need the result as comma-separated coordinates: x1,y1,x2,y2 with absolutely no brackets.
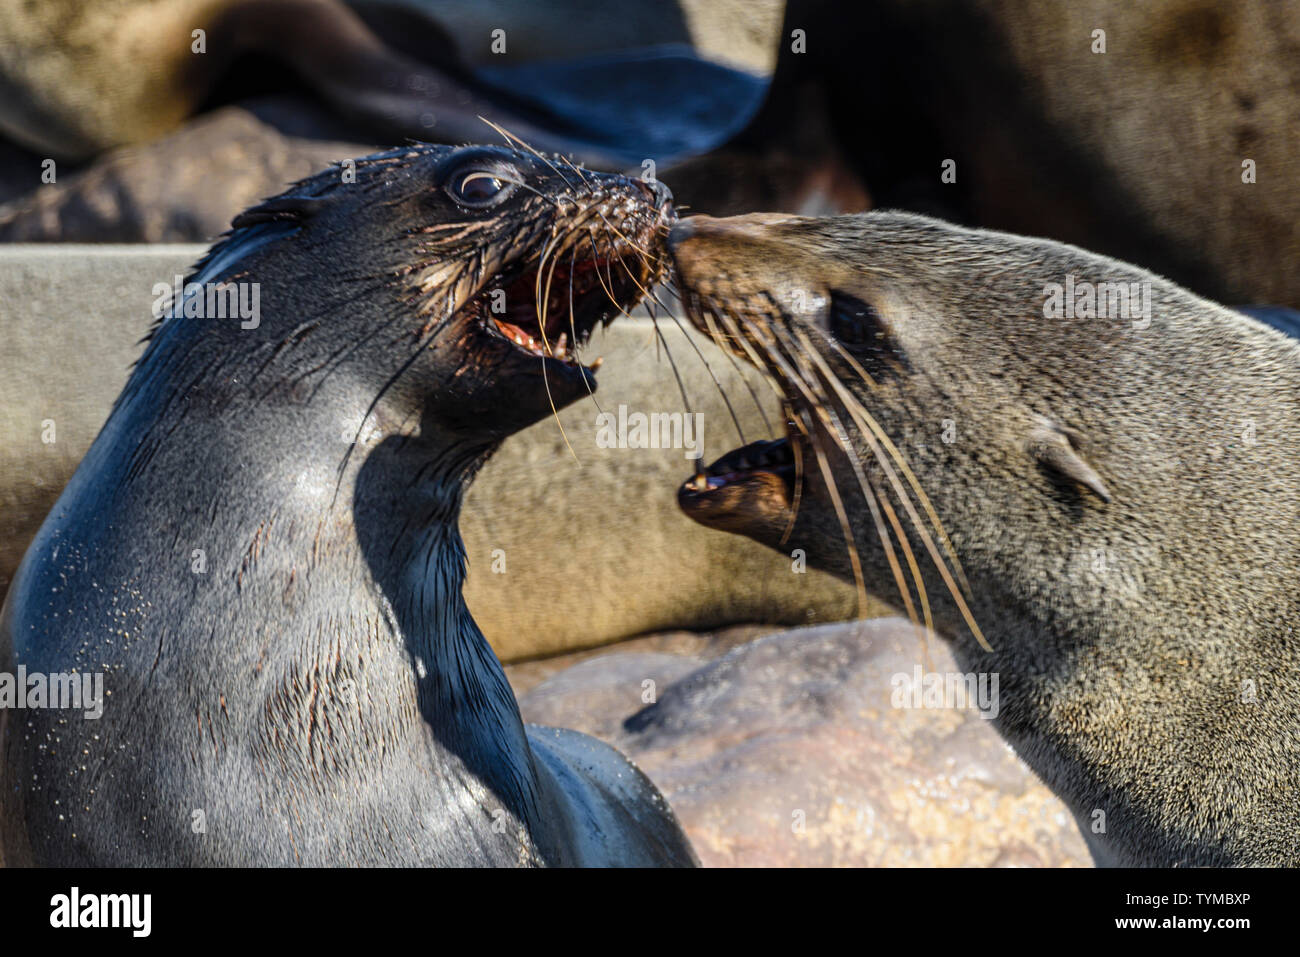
678,436,797,533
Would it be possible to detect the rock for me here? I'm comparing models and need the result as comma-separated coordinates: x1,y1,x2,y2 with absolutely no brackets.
516,618,1094,867
0,99,374,243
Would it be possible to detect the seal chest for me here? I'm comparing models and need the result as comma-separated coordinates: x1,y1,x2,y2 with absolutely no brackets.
0,143,694,867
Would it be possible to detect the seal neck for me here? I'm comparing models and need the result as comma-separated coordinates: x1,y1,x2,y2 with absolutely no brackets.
381,477,547,824
83,349,553,853
351,438,556,853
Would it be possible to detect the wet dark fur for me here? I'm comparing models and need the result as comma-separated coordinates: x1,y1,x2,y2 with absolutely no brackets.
669,210,1300,866
0,143,694,866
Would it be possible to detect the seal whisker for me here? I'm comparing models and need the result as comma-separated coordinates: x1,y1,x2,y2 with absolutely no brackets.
585,230,640,322
480,117,578,194
783,323,987,648
646,289,749,447
595,211,660,271
568,246,602,413
813,330,978,604
737,313,883,621
533,236,582,465
645,297,695,419
693,299,776,434
703,305,855,600
485,173,567,211
770,324,933,636
331,323,441,507
759,317,930,624
782,404,808,546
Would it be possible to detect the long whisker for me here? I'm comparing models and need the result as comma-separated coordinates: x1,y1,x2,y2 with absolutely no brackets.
782,407,806,546
558,152,594,189
594,209,658,263
647,298,694,415
585,231,639,321
791,326,989,651
568,245,602,412
729,313,876,619
608,254,743,444
655,298,748,447
480,117,577,193
532,234,581,464
331,304,446,506
767,323,930,636
818,333,973,597
489,173,566,210
690,296,775,434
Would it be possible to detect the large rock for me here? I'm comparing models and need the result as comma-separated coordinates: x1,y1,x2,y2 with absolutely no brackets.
0,100,375,243
516,618,1093,867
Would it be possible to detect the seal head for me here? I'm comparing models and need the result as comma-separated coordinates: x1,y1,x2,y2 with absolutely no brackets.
667,210,1300,866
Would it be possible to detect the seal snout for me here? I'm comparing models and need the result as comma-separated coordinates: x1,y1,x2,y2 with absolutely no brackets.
666,218,708,278
668,213,802,272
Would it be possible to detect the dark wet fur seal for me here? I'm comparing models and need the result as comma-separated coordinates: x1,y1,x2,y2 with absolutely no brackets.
0,143,695,866
667,211,1300,866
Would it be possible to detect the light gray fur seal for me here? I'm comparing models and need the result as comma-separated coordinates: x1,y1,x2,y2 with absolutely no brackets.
668,210,1300,866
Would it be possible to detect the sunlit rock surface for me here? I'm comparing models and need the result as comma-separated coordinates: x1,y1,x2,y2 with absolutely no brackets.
513,618,1093,867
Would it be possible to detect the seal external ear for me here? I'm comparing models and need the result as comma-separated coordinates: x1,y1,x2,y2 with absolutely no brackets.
230,195,327,229
1027,417,1112,503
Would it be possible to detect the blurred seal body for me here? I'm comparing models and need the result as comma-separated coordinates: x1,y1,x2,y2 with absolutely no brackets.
0,0,625,165
0,144,695,866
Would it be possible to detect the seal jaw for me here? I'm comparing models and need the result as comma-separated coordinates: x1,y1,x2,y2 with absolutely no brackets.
678,435,798,533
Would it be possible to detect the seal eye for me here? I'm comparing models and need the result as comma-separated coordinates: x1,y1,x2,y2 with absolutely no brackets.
450,170,511,207
826,291,908,376
828,292,884,352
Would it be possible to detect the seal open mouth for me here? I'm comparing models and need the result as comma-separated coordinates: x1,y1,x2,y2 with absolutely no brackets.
676,431,801,535
474,253,641,369
681,436,796,496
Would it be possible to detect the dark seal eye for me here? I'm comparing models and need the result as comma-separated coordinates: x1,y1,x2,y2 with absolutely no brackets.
826,291,909,376
828,292,883,351
449,170,512,207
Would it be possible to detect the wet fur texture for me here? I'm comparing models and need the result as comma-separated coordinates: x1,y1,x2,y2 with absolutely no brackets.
0,144,694,866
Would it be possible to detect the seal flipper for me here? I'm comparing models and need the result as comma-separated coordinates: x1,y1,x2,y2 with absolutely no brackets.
1027,417,1112,503
526,726,698,867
